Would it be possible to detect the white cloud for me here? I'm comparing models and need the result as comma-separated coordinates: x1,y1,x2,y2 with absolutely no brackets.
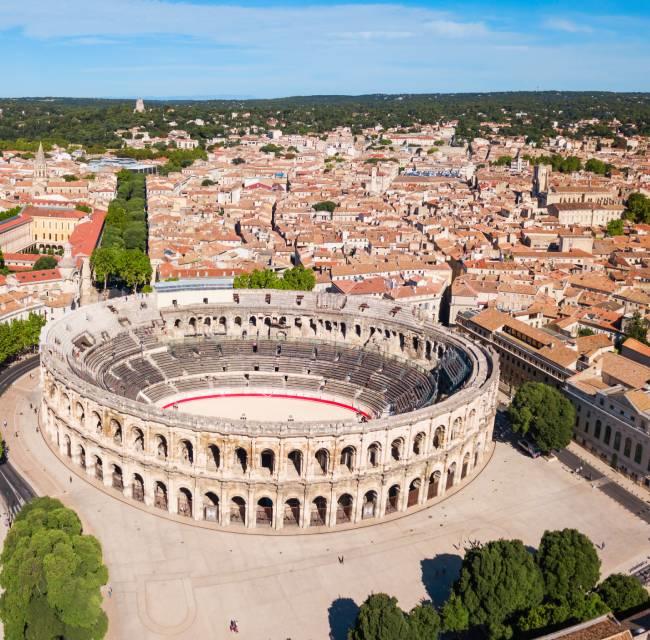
544,18,593,33
334,31,413,41
424,19,489,38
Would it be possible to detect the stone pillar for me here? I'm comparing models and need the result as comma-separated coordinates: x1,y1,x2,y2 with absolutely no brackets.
246,486,255,529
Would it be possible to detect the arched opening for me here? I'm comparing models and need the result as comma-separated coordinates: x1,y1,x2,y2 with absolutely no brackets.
76,402,85,421
256,497,273,526
446,463,456,490
178,488,193,518
390,438,403,461
94,456,103,481
235,447,248,473
288,450,302,475
336,494,353,524
154,481,168,510
111,464,123,491
340,446,355,472
204,492,219,522
386,484,400,514
452,417,462,439
407,478,421,507
132,427,144,452
92,411,102,435
427,471,441,499
189,317,197,333
310,496,327,526
78,445,86,469
132,474,145,502
367,442,381,467
64,434,72,458
260,449,275,475
155,434,168,459
234,316,242,326
284,498,300,527
315,448,329,474
179,439,194,465
207,444,220,469
362,490,378,519
62,394,71,416
110,418,122,444
230,496,246,525
174,318,181,328
433,426,445,449
249,316,257,327
413,432,426,455
461,452,471,479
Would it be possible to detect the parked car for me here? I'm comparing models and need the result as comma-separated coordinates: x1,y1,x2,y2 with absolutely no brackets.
517,438,542,458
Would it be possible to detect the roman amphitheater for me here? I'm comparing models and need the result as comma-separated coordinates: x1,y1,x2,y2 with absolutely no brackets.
39,286,499,532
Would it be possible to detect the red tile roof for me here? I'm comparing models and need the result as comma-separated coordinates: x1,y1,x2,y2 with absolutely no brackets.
70,210,106,257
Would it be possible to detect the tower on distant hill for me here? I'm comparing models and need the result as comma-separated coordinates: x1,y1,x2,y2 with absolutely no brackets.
134,98,145,113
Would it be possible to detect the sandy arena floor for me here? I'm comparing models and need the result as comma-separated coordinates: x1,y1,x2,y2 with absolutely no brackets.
159,392,367,421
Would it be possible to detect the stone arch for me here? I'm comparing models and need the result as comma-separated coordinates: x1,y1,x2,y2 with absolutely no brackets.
256,496,273,526
230,496,246,525
179,439,194,464
336,493,353,524
155,434,168,459
260,449,275,475
461,451,471,479
433,426,445,448
340,446,355,471
446,462,457,489
451,416,462,439
77,444,86,469
362,490,378,519
367,442,381,467
413,432,426,455
427,470,441,499
206,444,220,469
94,455,103,481
390,438,404,461
386,484,400,514
131,427,144,452
204,492,219,522
284,498,301,527
132,473,145,502
178,487,193,517
154,481,168,510
110,418,122,444
310,496,327,526
315,448,329,474
62,393,71,416
235,447,248,473
75,402,85,421
64,434,72,458
92,411,102,435
288,449,302,475
407,478,421,507
111,463,123,491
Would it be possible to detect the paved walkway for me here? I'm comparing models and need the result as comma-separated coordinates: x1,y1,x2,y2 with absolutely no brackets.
3,373,650,640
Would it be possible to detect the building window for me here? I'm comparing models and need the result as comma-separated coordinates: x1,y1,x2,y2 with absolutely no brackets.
594,420,602,439
623,438,631,458
634,444,643,465
604,425,611,445
613,432,621,451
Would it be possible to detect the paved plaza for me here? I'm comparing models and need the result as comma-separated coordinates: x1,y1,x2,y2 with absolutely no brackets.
2,372,650,640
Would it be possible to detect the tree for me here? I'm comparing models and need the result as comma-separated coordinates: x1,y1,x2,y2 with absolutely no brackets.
625,193,650,224
624,312,649,345
585,158,610,176
507,382,575,453
234,266,316,291
201,178,216,186
90,247,118,290
407,603,440,640
536,529,601,608
597,574,649,613
348,593,410,640
606,219,624,236
441,592,469,632
117,250,152,291
0,497,108,640
577,327,595,337
33,256,57,271
450,539,545,639
494,155,512,166
313,200,337,213
0,247,4,269
75,204,92,213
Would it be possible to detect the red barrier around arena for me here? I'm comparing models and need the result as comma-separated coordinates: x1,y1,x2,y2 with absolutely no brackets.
161,393,371,419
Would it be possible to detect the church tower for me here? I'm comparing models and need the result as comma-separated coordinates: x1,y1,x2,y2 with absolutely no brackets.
533,163,549,197
34,142,47,180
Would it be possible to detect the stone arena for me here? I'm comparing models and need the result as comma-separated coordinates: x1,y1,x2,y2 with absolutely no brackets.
39,287,499,531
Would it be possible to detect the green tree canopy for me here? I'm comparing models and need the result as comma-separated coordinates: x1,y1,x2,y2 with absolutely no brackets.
507,382,575,453
606,218,625,236
407,602,441,640
0,497,108,640
625,193,650,224
0,313,45,368
624,312,649,345
450,539,545,639
312,200,337,213
348,593,410,640
33,256,58,271
536,529,601,606
597,574,649,613
234,266,316,291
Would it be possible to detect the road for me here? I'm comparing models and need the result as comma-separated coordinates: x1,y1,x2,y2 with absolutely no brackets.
0,355,39,520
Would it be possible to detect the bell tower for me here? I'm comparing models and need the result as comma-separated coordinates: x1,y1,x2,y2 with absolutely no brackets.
34,142,47,180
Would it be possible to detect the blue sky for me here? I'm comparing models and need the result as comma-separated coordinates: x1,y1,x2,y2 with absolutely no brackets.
1,0,649,98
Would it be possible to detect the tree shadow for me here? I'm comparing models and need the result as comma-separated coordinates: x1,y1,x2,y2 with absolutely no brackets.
420,554,463,606
328,597,359,640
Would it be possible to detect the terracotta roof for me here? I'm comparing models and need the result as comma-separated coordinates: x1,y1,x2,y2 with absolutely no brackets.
601,352,650,389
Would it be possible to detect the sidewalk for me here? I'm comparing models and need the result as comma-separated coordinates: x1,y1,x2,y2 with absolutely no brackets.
566,441,650,503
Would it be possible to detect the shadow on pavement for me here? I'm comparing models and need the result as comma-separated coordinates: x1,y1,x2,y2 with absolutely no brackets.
420,554,462,606
327,597,359,640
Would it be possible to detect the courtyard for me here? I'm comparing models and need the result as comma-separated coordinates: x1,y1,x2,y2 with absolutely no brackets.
3,372,649,640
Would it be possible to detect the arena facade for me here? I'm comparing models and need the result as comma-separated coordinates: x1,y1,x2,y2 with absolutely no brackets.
39,287,499,532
